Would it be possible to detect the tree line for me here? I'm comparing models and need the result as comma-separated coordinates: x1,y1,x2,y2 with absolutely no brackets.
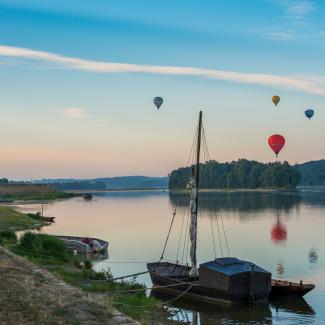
169,159,301,189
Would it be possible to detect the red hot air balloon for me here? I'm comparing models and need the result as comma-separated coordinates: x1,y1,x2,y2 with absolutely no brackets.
268,134,285,157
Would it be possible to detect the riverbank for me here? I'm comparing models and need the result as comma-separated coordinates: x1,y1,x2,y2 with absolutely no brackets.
0,205,45,230
0,246,139,325
0,184,78,202
0,206,167,324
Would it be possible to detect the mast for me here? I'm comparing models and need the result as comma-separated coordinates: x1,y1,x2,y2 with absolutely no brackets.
189,111,202,277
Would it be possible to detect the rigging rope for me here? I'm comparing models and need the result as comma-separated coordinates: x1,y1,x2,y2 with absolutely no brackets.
215,214,224,257
160,209,177,261
175,206,186,263
209,212,217,259
220,214,231,256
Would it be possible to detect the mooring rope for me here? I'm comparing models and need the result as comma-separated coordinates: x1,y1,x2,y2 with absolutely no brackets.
111,284,194,308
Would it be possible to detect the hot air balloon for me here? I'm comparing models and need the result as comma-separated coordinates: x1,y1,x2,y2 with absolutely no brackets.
268,134,285,157
272,95,280,107
153,97,163,110
305,109,314,120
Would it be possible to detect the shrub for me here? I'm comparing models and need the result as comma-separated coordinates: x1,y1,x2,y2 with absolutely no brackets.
84,260,92,269
16,232,71,262
0,230,17,244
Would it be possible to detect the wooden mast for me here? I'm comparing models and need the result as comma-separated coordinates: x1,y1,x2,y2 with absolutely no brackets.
193,110,202,267
189,111,202,274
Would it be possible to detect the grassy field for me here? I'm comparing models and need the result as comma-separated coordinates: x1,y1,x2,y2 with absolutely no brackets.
0,205,44,230
0,184,77,201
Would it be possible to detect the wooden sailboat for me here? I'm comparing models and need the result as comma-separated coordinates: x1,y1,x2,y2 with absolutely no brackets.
147,111,314,305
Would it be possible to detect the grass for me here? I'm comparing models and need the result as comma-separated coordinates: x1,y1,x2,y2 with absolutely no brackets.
1,192,76,201
11,232,167,323
0,205,44,231
0,247,113,325
0,184,78,201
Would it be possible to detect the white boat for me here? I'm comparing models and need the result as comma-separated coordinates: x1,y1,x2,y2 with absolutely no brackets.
55,235,108,254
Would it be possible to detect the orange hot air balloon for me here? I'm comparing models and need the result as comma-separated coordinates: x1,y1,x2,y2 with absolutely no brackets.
268,134,285,157
272,95,280,106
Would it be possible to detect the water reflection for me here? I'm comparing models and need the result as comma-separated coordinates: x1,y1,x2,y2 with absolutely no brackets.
22,188,325,324
169,190,301,213
152,291,315,324
152,290,272,324
271,216,287,245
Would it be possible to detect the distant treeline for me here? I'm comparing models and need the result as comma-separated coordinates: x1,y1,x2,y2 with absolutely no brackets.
53,181,106,191
169,159,301,189
298,160,325,186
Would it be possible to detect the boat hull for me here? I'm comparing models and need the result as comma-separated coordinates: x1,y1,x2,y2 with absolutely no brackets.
148,262,269,305
270,280,315,298
148,262,315,305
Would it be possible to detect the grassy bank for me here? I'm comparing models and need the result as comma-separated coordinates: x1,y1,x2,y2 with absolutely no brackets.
0,246,133,325
0,184,77,202
0,205,45,230
5,232,167,324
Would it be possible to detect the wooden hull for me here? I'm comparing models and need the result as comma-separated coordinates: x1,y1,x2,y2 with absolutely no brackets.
270,279,315,298
148,262,315,306
148,262,269,305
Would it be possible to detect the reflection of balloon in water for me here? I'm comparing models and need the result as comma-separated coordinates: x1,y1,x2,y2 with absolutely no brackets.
272,95,280,106
276,261,285,276
309,248,318,263
305,109,314,120
268,134,285,157
153,97,163,110
271,217,287,244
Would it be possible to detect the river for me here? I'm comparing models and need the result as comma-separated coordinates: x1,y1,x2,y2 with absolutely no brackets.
16,188,325,324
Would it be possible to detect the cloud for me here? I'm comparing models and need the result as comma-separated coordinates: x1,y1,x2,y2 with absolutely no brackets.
285,0,314,19
0,45,325,95
273,0,315,19
264,29,297,40
63,108,88,119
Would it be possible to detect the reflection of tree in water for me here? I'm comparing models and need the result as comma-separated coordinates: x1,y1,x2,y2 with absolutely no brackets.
169,190,301,214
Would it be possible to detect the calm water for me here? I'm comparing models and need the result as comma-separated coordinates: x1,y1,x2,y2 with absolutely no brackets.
17,188,325,324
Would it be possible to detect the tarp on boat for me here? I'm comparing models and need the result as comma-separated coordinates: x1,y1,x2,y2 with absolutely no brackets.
200,257,269,276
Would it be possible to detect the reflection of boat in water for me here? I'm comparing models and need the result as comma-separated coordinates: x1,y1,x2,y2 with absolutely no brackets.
271,296,315,315
83,193,93,200
152,290,315,324
151,290,272,324
55,235,108,254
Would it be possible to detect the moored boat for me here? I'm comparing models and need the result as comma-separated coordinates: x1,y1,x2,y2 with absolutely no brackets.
83,193,93,200
55,235,108,254
270,279,315,298
147,111,315,305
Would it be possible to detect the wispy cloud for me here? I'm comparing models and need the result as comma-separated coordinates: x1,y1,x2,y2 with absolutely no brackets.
273,0,315,19
63,108,88,119
263,28,298,40
0,45,325,95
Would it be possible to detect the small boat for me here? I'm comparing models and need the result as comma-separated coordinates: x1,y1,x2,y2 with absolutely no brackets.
270,279,315,298
55,235,108,254
147,111,314,305
83,193,93,200
41,216,55,223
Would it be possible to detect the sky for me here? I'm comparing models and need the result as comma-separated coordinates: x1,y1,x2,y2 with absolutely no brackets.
0,0,325,179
